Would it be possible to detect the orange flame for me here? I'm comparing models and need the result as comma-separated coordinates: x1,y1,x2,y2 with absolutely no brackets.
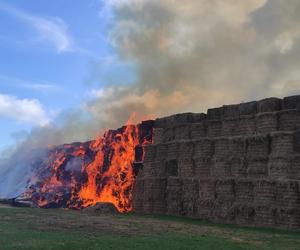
24,113,153,212
79,123,139,212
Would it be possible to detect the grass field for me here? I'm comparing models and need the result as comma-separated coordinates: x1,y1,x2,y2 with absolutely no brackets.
0,206,300,250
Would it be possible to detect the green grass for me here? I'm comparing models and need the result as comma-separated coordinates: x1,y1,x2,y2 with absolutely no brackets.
0,207,300,250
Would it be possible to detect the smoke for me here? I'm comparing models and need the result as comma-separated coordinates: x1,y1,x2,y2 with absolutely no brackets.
13,0,300,145
86,0,300,125
0,147,47,198
2,0,300,197
65,157,82,172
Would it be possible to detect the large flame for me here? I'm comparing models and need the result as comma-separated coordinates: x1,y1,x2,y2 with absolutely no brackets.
21,114,153,212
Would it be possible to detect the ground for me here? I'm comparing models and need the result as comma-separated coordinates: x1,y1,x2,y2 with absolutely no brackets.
0,206,300,250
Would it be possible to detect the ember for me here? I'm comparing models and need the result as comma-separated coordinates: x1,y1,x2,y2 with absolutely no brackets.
20,115,153,212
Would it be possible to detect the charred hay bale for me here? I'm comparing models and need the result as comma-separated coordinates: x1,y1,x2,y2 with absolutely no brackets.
237,115,256,136
154,161,168,178
290,155,300,180
234,205,256,225
155,143,168,162
254,205,275,226
238,101,257,116
223,104,239,119
257,98,282,113
181,179,199,216
142,162,156,178
190,122,207,139
278,109,300,131
247,158,269,178
194,139,214,158
214,137,246,159
178,158,195,178
246,135,270,159
152,178,167,214
192,113,207,122
230,138,246,157
211,158,232,177
214,138,245,159
142,183,154,213
133,179,144,212
222,118,239,136
143,178,167,213
268,156,293,179
256,112,278,134
198,178,216,200
270,132,294,157
230,157,247,178
194,157,212,177
166,177,182,215
156,113,200,128
207,107,223,120
142,160,167,178
166,142,179,160
275,181,300,208
154,161,166,177
211,200,235,222
174,124,190,141
274,208,300,229
143,145,156,163
235,180,254,203
207,120,222,137
153,117,168,128
214,138,231,158
196,199,214,219
162,127,174,142
157,115,176,128
282,95,300,110
172,113,194,124
152,128,164,144
253,180,276,205
135,166,145,178
165,159,178,177
215,179,235,201
294,131,300,153
178,141,194,159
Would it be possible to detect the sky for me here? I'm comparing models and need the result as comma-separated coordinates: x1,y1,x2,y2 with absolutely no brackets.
0,0,300,154
0,0,136,152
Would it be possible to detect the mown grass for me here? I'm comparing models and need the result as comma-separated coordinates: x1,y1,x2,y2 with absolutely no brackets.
0,207,299,250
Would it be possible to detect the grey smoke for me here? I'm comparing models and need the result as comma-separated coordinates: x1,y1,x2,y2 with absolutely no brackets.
65,157,82,172
0,147,47,198
85,0,300,127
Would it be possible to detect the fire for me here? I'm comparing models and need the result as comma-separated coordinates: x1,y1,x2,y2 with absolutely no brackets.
22,114,153,212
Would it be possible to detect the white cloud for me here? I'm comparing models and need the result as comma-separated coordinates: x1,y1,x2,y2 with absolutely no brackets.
0,74,60,92
0,2,74,53
0,93,50,126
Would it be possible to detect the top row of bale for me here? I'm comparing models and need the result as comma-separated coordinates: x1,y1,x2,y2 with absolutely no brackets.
155,95,300,128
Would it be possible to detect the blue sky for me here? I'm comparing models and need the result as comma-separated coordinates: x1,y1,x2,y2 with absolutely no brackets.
0,0,135,151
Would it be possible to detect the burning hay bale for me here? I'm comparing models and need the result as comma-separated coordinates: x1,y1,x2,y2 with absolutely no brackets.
15,120,154,213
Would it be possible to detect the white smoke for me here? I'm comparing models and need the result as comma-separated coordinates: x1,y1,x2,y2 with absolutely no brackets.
0,148,47,198
85,0,300,125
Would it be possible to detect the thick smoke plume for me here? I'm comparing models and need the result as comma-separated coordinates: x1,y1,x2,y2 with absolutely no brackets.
1,0,300,197
86,0,300,132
